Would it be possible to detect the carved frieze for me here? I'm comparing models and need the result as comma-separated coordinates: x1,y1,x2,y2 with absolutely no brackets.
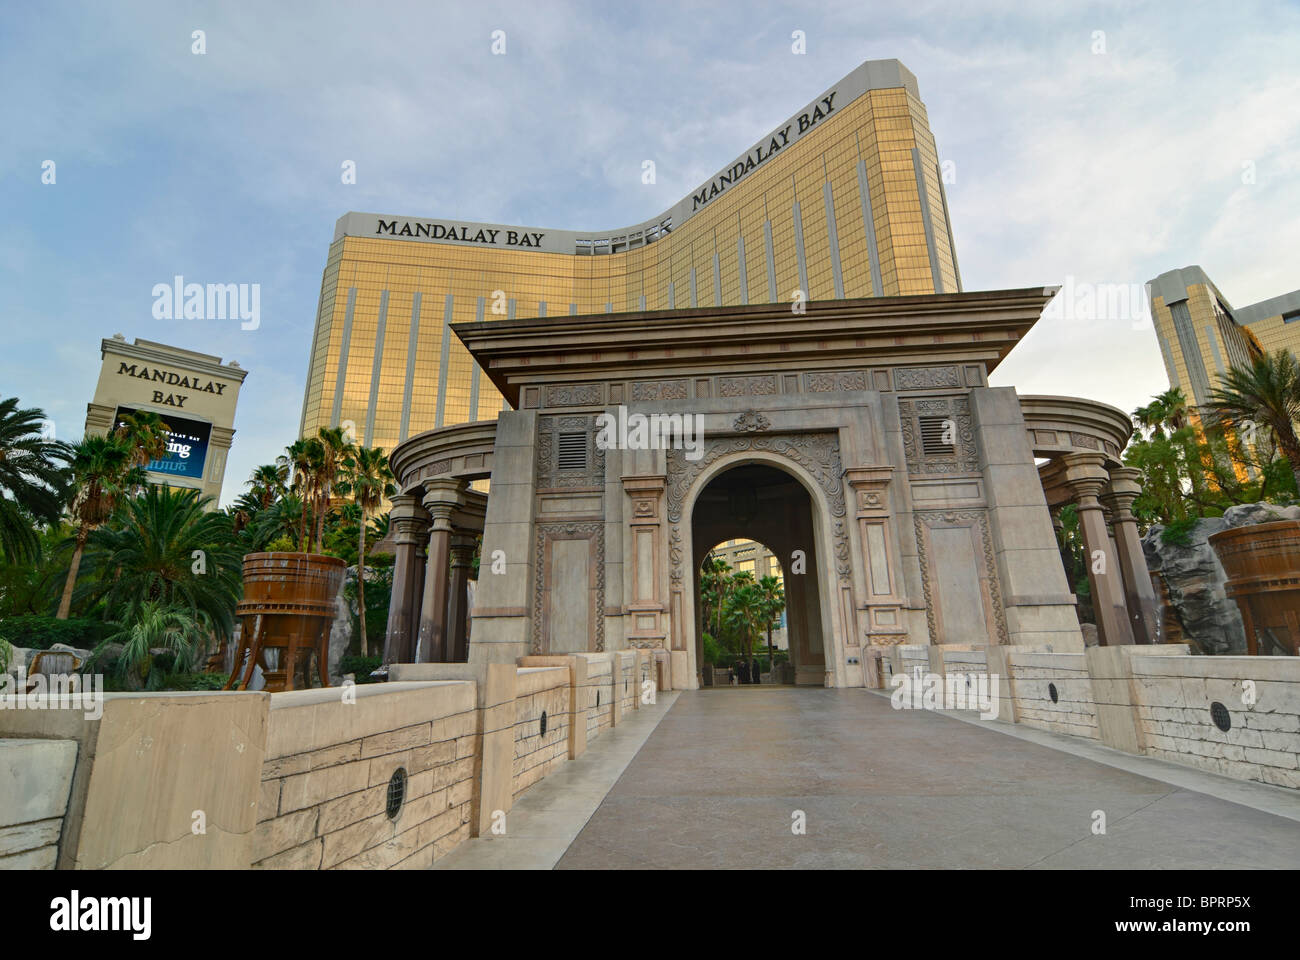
806,371,867,393
733,410,771,432
894,366,961,390
718,375,778,397
543,384,602,408
630,379,688,401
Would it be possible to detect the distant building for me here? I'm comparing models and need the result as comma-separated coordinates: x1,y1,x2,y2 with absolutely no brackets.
1148,266,1300,409
84,335,247,506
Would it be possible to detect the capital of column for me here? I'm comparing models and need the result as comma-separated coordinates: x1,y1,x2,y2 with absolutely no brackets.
1101,466,1143,524
844,466,894,516
622,474,666,523
388,493,431,546
421,478,466,532
1060,451,1110,507
449,533,478,569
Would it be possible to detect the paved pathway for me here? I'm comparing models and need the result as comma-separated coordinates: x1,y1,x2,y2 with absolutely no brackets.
553,687,1300,869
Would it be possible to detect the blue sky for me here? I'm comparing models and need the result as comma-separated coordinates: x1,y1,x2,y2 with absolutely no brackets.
3,0,1298,507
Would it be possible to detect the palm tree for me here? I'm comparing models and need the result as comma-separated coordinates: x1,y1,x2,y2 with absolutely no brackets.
0,397,70,563
56,434,139,619
1132,387,1189,440
282,439,314,550
247,462,288,510
306,427,354,553
98,599,210,685
1204,350,1300,492
723,576,763,682
337,446,396,657
81,485,242,643
114,409,171,475
699,554,733,642
757,574,786,677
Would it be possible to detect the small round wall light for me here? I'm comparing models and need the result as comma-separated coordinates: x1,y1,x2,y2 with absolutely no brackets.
540,710,548,736
1048,682,1059,704
1210,701,1232,732
386,768,407,820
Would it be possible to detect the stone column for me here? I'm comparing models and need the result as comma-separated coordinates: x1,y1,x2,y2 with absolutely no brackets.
1061,452,1134,645
415,479,465,663
1102,467,1160,645
382,494,430,665
446,533,477,662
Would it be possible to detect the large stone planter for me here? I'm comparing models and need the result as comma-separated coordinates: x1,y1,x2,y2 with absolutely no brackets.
228,553,347,691
1208,520,1300,655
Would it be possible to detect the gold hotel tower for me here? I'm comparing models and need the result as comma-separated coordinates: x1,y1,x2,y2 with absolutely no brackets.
299,59,961,449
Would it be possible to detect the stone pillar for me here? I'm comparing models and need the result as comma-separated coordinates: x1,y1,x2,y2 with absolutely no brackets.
1102,467,1160,645
382,494,430,665
447,533,477,663
415,479,465,663
1061,452,1134,645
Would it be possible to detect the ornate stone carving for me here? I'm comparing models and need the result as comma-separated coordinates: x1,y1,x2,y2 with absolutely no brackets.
718,375,778,397
535,414,606,489
733,410,771,433
912,510,1008,644
630,379,688,401
894,366,961,390
1070,431,1101,451
806,371,867,392
531,521,606,653
663,431,850,586
668,527,683,586
898,397,978,476
543,384,601,407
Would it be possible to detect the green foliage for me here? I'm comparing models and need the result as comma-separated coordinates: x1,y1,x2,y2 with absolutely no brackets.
0,396,70,564
79,486,242,642
264,534,296,552
0,615,112,651
1160,517,1199,547
161,671,229,691
702,632,722,666
97,600,209,681
338,654,383,683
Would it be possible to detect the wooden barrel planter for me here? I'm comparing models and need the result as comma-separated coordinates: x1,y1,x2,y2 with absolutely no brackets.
225,552,347,691
1208,520,1300,656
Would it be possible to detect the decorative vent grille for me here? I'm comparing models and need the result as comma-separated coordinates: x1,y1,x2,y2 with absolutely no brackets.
918,416,955,456
557,433,587,470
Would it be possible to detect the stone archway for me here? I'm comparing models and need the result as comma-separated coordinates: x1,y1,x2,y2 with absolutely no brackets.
689,462,831,686
666,434,850,688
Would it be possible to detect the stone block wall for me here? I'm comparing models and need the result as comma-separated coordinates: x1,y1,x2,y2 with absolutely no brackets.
1131,655,1300,789
581,655,614,741
1005,652,1099,739
940,648,988,678
512,667,570,801
0,738,77,869
253,681,477,870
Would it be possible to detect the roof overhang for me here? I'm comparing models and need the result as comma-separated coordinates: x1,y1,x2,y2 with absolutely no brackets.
452,287,1057,408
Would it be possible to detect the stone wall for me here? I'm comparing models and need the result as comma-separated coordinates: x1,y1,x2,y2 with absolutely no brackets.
512,667,570,801
0,739,76,869
1004,651,1099,740
1131,655,1300,789
253,681,477,870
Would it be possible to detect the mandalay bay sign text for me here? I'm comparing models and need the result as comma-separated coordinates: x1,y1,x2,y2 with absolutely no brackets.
375,220,546,248
691,91,838,211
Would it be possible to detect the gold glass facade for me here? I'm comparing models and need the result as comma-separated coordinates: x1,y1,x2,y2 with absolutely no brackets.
300,59,961,452
1148,266,1300,410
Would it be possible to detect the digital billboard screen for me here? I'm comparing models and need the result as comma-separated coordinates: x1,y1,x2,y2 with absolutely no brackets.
113,407,212,481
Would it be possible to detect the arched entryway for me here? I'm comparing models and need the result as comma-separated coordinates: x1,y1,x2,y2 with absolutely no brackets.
688,462,832,687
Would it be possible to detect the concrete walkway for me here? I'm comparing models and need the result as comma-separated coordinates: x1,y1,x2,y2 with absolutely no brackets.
552,687,1300,869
